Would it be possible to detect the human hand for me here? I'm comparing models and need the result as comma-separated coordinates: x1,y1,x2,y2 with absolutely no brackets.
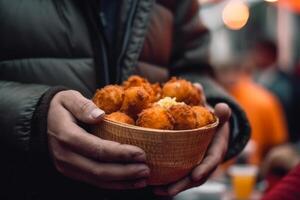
47,90,150,190
153,84,231,196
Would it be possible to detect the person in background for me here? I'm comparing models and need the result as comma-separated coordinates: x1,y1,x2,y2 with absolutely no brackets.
217,60,288,165
0,1,250,200
252,39,299,143
262,163,300,200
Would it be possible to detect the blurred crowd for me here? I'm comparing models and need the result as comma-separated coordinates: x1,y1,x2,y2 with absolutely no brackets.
205,0,300,194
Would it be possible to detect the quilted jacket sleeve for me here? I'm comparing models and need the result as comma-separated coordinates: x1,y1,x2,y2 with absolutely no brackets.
0,80,67,198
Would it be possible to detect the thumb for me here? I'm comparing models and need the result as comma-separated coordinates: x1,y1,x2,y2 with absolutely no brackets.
214,103,231,125
59,90,105,124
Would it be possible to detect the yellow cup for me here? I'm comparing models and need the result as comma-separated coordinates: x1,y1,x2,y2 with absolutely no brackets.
228,165,258,200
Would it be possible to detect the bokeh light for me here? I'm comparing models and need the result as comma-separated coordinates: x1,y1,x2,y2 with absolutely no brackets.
222,0,250,30
264,0,278,2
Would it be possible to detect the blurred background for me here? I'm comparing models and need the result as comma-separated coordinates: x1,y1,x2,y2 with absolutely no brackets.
176,0,300,199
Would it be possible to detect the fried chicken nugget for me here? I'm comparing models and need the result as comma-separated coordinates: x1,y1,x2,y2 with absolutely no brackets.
92,85,124,114
104,112,135,125
120,86,151,119
192,106,216,128
162,77,203,106
123,75,156,102
136,106,174,130
168,104,197,130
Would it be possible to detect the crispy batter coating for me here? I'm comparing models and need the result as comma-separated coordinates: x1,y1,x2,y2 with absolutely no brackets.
104,112,135,125
168,104,197,130
136,106,174,130
162,77,203,106
123,75,148,88
192,106,215,128
123,75,156,102
120,86,151,119
151,83,162,101
92,85,124,114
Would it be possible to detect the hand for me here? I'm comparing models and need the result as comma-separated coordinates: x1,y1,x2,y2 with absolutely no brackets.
47,90,150,190
153,84,231,196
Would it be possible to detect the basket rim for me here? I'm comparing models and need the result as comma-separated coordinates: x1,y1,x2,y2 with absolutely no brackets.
101,117,219,133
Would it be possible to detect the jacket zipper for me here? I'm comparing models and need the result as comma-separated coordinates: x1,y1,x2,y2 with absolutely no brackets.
98,16,110,84
115,0,138,83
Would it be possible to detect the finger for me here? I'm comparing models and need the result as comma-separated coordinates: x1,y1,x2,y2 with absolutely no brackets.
154,177,192,196
95,179,148,190
214,103,231,124
59,90,105,124
49,119,146,163
52,143,150,181
57,161,148,190
191,122,229,181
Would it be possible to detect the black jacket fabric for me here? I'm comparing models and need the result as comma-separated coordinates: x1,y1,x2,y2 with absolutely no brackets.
0,0,250,199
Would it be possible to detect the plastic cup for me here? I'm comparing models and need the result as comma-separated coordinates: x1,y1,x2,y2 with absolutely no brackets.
228,165,258,200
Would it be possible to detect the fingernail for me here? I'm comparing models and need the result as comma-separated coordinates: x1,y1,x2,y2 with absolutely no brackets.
90,109,105,119
134,180,147,188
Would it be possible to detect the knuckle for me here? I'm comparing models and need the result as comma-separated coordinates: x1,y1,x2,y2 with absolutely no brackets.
53,150,67,163
58,90,73,100
54,161,66,175
50,129,72,144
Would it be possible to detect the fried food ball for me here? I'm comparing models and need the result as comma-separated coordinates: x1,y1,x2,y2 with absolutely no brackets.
123,75,156,102
151,83,162,101
92,85,124,114
104,112,135,125
120,86,152,119
192,106,216,128
123,75,148,88
136,106,174,130
162,77,203,106
168,104,197,130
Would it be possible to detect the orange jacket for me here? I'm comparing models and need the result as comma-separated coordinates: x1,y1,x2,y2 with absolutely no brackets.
229,75,288,164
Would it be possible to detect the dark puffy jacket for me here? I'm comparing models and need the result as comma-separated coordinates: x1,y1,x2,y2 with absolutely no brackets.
0,0,250,199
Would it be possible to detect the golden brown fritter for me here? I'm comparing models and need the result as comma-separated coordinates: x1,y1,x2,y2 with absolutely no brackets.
104,112,135,125
123,75,148,88
120,86,152,119
123,75,156,102
162,77,203,106
168,104,197,130
192,106,216,128
92,85,124,114
136,106,174,130
151,83,162,101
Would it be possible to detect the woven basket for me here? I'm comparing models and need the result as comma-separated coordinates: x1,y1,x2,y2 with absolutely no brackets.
93,118,219,185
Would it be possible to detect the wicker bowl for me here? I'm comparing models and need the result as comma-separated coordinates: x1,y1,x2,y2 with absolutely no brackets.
93,118,219,185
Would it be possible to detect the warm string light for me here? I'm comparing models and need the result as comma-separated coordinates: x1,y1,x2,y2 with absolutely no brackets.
222,0,250,30
264,0,278,2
